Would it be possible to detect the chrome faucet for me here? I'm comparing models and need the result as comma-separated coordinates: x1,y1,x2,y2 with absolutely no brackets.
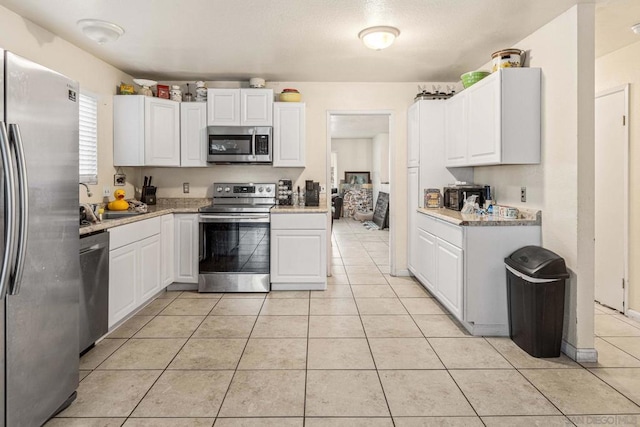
79,183,93,197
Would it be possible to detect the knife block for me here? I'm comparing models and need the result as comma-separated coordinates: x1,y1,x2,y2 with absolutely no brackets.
141,186,156,205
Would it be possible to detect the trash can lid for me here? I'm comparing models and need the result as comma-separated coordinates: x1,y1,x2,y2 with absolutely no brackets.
504,245,570,279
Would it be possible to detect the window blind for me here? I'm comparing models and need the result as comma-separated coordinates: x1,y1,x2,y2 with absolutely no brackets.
79,93,98,184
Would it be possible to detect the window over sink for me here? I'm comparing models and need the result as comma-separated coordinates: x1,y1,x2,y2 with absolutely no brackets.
79,92,98,184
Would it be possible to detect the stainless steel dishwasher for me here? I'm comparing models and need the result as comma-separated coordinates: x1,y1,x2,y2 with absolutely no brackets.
79,231,109,354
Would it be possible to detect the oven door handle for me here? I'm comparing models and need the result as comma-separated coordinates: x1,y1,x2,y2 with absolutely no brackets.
199,214,270,223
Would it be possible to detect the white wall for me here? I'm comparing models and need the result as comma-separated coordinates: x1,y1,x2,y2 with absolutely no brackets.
596,39,640,312
372,133,390,205
0,5,135,204
473,4,595,354
332,138,373,183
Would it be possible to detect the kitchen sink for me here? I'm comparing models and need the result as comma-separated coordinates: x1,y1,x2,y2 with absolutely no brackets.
102,211,142,220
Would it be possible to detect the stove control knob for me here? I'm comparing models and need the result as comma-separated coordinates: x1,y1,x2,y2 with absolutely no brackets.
216,186,223,192
258,186,264,193
224,187,231,193
266,187,272,193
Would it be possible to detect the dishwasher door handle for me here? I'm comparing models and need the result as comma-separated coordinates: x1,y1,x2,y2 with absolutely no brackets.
80,242,108,255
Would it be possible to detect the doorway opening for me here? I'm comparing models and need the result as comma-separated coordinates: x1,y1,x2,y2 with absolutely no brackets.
594,85,629,313
326,110,396,277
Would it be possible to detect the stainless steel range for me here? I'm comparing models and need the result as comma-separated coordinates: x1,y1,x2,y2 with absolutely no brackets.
198,183,276,292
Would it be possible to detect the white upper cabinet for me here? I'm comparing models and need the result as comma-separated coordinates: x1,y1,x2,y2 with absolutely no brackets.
207,89,240,125
407,102,420,167
240,89,273,126
113,95,180,167
273,102,305,167
444,94,468,166
145,97,181,166
207,88,273,126
444,68,541,167
180,102,208,167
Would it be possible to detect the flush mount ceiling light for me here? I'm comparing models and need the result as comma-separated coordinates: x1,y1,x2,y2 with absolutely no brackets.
358,26,400,50
77,19,124,44
632,23,640,35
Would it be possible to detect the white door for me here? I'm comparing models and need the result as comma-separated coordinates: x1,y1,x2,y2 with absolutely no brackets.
144,97,180,166
595,86,628,312
181,102,208,167
416,228,437,294
273,102,305,167
435,238,463,319
240,89,273,126
139,234,162,302
444,95,468,166
175,214,199,283
466,77,501,165
161,215,175,287
108,244,138,327
407,102,420,167
207,89,240,125
271,229,326,283
407,168,419,275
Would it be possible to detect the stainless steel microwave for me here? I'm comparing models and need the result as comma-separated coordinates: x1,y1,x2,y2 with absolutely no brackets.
207,126,272,164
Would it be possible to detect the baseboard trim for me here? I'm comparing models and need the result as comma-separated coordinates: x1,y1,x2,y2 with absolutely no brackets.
627,309,640,322
562,340,598,363
167,283,198,291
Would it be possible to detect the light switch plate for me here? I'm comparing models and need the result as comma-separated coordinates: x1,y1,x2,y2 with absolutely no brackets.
103,186,111,197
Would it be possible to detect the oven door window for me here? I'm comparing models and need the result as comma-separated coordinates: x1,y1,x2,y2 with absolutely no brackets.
200,222,269,273
209,135,252,156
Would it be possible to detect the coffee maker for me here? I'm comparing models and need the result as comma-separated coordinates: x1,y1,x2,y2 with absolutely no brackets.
305,180,320,207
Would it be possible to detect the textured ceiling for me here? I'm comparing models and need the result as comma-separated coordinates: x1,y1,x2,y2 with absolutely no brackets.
0,0,636,82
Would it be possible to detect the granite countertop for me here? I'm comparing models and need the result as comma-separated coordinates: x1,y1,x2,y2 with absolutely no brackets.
417,207,541,227
271,204,329,214
79,198,209,236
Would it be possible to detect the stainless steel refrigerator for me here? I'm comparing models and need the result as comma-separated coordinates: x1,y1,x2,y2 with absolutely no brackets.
0,49,80,426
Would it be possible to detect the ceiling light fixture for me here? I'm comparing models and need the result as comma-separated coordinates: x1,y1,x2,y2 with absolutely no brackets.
77,19,124,44
358,26,400,50
632,23,640,35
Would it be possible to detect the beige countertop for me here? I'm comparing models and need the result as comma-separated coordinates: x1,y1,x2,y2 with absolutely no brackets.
417,207,541,227
80,197,330,235
79,198,209,236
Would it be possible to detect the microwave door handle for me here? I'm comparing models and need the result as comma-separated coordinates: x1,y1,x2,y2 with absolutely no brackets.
0,122,17,300
8,124,28,295
251,128,256,157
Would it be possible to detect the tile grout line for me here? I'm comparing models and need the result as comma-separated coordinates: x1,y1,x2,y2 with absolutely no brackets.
122,293,221,422
212,295,268,421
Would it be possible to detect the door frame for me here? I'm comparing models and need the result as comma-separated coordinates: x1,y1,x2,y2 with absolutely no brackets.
326,110,397,274
595,84,629,313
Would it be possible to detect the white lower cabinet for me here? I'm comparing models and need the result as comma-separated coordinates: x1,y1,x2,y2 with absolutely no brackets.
108,217,162,327
161,214,175,287
413,211,540,335
108,244,138,327
434,238,463,320
271,213,327,290
174,214,199,283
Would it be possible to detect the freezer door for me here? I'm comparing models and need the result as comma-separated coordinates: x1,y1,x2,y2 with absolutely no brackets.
0,47,6,425
5,52,79,426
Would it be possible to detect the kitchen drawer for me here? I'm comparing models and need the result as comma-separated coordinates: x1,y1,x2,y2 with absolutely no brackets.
271,213,327,230
109,216,161,250
417,212,463,248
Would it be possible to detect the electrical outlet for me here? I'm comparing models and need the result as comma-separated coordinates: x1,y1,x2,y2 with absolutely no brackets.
103,186,111,197
320,185,326,194
520,187,527,202
183,182,190,194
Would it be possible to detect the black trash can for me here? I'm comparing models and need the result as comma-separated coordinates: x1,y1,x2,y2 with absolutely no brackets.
505,246,570,358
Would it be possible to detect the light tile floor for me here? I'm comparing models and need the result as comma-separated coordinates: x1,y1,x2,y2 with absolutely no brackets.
51,218,640,426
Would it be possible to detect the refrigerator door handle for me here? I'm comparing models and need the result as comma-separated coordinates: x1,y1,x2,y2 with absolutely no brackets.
8,123,28,295
0,121,17,300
